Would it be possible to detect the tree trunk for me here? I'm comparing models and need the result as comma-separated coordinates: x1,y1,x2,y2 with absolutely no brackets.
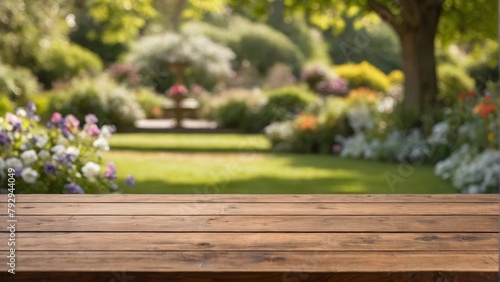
368,0,443,117
398,5,441,114
170,0,187,32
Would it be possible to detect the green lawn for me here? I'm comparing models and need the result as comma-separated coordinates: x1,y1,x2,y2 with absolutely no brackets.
105,134,457,194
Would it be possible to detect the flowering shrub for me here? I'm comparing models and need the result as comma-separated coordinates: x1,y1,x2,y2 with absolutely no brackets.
301,64,336,90
0,103,135,194
264,63,296,90
127,32,235,91
433,87,498,193
48,77,145,130
106,63,141,87
301,64,348,97
334,61,391,92
316,78,349,97
169,84,188,97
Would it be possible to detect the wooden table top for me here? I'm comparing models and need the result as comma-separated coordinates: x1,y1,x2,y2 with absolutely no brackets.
1,194,498,278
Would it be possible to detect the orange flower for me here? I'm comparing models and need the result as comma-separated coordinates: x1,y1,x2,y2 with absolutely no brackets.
473,103,497,118
459,90,475,101
295,114,318,131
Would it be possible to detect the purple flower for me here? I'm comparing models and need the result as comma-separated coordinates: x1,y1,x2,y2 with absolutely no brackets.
64,183,84,194
12,122,22,132
44,162,58,175
58,154,74,166
85,114,98,124
317,78,349,96
61,128,72,139
27,102,37,117
332,144,342,154
0,132,11,146
103,162,117,180
125,175,136,187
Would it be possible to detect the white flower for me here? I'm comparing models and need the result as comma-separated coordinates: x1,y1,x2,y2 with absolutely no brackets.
65,146,80,159
16,108,27,117
82,162,100,180
93,137,110,151
20,150,38,165
21,167,39,184
5,158,23,170
36,135,49,148
51,144,66,158
100,125,113,138
38,150,51,160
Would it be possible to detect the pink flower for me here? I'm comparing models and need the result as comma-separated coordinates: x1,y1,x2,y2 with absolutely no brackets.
85,114,98,124
87,124,100,137
169,84,188,96
103,162,117,180
51,112,62,124
6,113,19,124
65,115,80,128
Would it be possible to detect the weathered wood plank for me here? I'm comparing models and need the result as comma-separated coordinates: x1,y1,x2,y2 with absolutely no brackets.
4,194,498,203
1,272,497,282
5,215,497,232
13,251,499,272
1,232,496,251
14,202,498,216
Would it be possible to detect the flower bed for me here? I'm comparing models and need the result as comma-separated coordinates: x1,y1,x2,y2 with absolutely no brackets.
0,103,135,194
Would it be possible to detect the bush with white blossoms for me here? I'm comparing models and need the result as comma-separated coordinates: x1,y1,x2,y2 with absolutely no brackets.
0,103,136,194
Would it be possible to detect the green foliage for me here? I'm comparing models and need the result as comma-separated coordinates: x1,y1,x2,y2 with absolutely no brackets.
272,16,315,59
0,63,40,104
88,0,157,44
234,18,304,75
133,88,166,119
184,17,306,76
69,8,129,64
247,86,318,132
326,18,402,73
0,0,68,67
464,40,499,93
199,88,266,130
0,95,14,116
31,92,54,121
182,21,239,48
36,41,103,88
316,97,351,153
49,77,145,130
437,64,475,104
334,61,390,92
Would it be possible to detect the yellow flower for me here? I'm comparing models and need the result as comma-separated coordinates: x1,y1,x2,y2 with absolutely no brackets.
487,133,495,143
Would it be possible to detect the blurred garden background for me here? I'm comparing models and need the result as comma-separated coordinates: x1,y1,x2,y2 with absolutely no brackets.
0,0,498,194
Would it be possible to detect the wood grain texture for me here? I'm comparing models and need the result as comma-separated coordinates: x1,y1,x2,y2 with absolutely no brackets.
1,194,497,276
1,232,496,251
3,194,498,203
13,202,499,216
13,251,499,272
1,272,497,282
3,215,497,232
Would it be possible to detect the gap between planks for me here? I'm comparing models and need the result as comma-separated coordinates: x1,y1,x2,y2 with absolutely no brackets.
3,194,498,203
